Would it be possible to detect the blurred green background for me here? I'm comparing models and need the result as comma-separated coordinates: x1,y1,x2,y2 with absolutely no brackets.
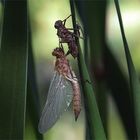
0,0,140,140
27,0,140,140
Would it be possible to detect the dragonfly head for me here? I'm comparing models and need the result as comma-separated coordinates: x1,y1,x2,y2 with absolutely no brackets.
52,47,64,58
54,20,63,29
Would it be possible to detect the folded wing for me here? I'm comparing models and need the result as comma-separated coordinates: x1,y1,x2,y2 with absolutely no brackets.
38,71,73,133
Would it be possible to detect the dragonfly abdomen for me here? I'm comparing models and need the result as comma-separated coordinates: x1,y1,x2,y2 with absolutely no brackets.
72,80,81,121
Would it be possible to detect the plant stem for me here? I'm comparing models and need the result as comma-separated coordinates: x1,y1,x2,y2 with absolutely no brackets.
114,0,140,139
69,1,107,140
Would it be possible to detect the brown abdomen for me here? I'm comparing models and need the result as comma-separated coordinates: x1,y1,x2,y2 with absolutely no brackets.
72,81,81,121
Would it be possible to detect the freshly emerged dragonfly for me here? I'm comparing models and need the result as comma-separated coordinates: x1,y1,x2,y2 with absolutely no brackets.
54,15,82,58
38,47,81,134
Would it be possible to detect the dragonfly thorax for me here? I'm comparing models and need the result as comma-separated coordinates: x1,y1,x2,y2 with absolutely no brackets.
52,47,64,58
55,57,71,77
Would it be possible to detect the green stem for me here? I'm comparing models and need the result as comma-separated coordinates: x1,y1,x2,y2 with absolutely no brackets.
114,0,140,139
69,1,107,140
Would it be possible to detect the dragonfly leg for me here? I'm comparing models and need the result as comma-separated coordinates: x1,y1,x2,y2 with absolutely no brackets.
59,41,63,49
69,66,76,78
69,66,91,84
59,40,67,43
65,73,77,83
65,50,71,56
67,23,84,39
81,79,92,85
68,66,78,82
76,23,84,39
65,75,73,82
67,28,79,31
72,33,84,40
62,15,72,26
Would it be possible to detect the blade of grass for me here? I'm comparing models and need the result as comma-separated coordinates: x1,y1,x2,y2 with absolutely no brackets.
70,1,107,140
0,0,28,139
25,16,43,140
75,1,137,139
104,45,137,139
0,1,4,50
114,0,140,139
74,0,108,137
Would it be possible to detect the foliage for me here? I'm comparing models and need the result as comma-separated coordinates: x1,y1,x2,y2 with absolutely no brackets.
0,0,139,140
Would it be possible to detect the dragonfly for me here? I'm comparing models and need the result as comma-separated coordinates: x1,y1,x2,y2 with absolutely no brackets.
54,15,83,58
38,47,81,134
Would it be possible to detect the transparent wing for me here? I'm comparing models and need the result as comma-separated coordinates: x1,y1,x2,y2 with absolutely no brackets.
38,71,73,134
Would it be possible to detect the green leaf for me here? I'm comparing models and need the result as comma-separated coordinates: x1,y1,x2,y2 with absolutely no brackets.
104,45,137,139
74,0,108,133
114,0,140,139
25,21,43,139
0,2,4,50
75,0,137,139
0,1,28,139
70,1,107,140
77,47,107,140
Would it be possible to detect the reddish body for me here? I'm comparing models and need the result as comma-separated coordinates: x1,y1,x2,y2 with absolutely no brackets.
71,77,81,121
52,48,81,120
54,20,78,58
